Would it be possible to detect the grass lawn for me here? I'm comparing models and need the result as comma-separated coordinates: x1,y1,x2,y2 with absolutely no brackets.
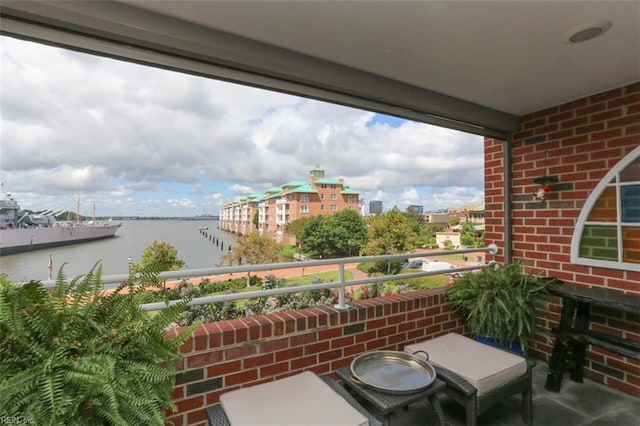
430,251,484,262
282,270,353,285
429,252,467,261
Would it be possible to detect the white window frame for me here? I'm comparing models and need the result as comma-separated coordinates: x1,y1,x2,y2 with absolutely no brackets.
570,145,640,271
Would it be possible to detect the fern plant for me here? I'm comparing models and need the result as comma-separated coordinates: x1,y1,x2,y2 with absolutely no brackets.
0,263,196,425
444,262,555,351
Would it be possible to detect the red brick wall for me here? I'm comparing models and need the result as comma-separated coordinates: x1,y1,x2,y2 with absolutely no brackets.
166,289,462,425
485,82,640,396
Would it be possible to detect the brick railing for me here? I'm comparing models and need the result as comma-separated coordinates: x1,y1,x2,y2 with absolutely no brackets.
165,288,463,426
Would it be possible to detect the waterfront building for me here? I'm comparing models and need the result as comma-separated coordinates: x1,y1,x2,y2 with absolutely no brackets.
219,166,360,243
368,200,383,214
435,230,461,248
426,212,450,224
464,201,485,224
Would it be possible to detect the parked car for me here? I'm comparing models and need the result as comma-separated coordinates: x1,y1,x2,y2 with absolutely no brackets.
421,261,457,275
402,260,424,269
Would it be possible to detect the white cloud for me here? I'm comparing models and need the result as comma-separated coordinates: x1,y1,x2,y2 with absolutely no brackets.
230,184,254,195
400,188,420,205
1,36,484,216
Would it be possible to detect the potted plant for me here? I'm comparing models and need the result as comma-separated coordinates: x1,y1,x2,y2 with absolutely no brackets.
444,262,556,353
0,263,196,425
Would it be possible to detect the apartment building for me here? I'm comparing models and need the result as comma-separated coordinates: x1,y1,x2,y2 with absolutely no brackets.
219,166,360,243
368,200,383,214
463,201,485,224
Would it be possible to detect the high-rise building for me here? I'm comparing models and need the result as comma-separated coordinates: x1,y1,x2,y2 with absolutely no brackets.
408,205,424,214
219,166,360,243
369,200,383,214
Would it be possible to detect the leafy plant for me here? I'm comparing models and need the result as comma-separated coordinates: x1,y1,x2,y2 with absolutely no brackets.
297,209,368,258
444,262,555,351
0,263,196,425
218,231,280,287
132,240,185,274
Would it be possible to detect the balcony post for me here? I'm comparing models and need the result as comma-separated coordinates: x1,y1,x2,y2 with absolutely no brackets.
334,260,348,310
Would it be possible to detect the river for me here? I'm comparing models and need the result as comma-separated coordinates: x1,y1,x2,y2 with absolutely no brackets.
0,219,238,282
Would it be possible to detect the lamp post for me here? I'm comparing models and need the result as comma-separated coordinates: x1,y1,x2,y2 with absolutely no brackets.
128,256,132,274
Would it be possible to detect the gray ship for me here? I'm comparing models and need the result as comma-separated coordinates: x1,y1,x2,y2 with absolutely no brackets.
0,193,121,255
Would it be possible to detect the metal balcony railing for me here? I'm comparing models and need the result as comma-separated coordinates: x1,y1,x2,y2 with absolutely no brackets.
38,245,498,311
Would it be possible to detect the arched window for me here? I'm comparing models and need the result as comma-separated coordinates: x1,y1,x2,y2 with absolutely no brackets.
571,145,640,270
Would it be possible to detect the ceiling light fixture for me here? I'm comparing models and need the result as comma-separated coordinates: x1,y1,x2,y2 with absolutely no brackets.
564,20,613,44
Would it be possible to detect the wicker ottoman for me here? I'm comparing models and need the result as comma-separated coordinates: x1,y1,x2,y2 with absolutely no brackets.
405,333,535,426
205,374,383,426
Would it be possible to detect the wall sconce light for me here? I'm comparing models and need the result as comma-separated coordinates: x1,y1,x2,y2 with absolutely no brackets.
533,176,558,201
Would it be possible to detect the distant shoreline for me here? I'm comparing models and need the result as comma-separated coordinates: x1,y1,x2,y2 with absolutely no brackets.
110,216,220,221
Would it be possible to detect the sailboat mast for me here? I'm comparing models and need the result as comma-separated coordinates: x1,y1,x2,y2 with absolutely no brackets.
76,192,80,222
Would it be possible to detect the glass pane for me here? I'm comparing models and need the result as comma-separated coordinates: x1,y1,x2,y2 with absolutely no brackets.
622,226,640,264
579,225,618,261
620,157,640,183
587,187,617,222
621,185,640,222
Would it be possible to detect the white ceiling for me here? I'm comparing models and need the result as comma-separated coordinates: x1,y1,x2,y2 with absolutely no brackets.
1,0,638,137
124,0,640,117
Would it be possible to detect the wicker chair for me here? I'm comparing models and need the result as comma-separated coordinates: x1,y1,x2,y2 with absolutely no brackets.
205,374,383,426
405,333,535,426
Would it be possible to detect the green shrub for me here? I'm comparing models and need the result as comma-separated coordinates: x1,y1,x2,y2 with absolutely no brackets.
445,263,555,351
0,263,196,425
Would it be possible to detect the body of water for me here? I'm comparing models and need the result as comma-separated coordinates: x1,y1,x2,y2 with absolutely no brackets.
0,220,238,282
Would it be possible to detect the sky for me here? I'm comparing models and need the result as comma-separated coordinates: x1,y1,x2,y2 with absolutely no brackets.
0,36,484,218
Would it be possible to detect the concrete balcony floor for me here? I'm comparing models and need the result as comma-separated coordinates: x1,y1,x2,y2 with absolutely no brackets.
373,361,640,426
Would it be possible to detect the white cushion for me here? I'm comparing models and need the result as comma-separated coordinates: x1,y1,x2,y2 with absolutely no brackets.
405,333,527,396
220,371,368,426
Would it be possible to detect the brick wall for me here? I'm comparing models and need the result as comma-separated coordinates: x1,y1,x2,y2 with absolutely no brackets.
166,288,462,425
484,82,640,396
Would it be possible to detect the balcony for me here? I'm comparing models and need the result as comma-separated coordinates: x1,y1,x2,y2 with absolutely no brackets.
54,247,634,425
1,3,637,425
275,214,289,225
177,302,638,425
379,361,639,426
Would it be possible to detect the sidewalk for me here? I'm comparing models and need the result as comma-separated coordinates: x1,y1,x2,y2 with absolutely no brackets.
189,262,368,284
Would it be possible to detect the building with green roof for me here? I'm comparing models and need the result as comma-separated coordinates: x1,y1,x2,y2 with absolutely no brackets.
220,166,361,242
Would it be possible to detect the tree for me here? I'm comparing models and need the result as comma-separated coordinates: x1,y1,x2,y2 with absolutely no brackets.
460,220,484,248
331,209,368,256
362,207,419,273
404,207,425,236
423,223,445,248
286,217,313,242
133,240,185,273
218,231,280,287
297,210,368,258
298,216,333,258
